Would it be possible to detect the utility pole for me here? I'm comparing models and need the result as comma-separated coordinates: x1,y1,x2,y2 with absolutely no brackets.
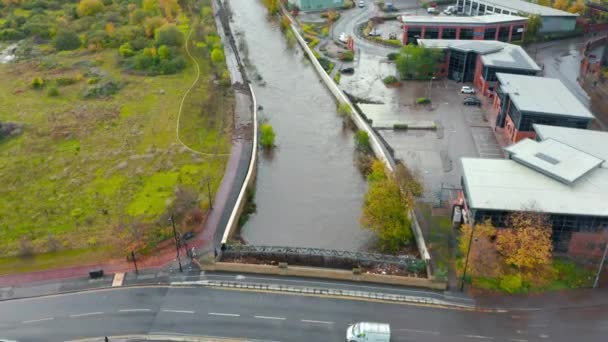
593,240,608,289
169,214,183,272
207,178,213,209
131,250,138,274
460,225,475,291
428,76,436,102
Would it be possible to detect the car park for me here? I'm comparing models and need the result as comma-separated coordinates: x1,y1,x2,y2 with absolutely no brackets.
460,86,475,94
463,97,481,106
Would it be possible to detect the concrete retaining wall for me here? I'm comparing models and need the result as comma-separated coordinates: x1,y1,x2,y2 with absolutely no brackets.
203,262,447,290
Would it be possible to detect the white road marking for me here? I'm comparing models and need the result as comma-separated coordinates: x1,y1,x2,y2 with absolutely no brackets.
22,317,54,324
162,309,195,314
118,308,151,312
539,334,550,338
395,328,440,335
509,339,528,342
301,319,333,325
254,315,286,320
208,312,240,317
464,334,494,340
69,312,104,318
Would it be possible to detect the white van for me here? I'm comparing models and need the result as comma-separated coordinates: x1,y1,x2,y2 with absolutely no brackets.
427,7,438,14
346,322,391,342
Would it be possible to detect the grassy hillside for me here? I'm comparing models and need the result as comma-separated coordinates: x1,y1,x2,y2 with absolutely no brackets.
0,0,233,267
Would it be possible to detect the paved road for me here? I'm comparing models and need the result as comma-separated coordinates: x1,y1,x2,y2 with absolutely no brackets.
0,286,606,342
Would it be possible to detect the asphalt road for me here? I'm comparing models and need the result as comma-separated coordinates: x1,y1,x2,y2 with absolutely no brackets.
0,286,606,342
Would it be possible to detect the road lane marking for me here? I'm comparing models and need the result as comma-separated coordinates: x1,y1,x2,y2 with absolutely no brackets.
118,308,151,312
395,328,440,335
69,312,104,318
509,339,528,342
208,312,240,317
539,334,550,338
254,315,286,320
22,317,54,324
464,334,494,340
301,319,333,325
162,309,195,314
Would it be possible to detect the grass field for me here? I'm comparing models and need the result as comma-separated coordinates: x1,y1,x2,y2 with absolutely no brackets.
0,5,233,268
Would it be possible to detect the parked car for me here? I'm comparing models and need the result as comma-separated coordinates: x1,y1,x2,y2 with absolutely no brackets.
460,86,475,94
340,67,355,74
427,7,438,14
339,32,348,43
347,322,391,342
443,8,452,15
368,29,381,37
463,97,482,106
181,231,195,240
358,0,365,8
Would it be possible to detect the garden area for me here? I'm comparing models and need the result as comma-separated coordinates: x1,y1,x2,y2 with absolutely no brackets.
0,0,233,273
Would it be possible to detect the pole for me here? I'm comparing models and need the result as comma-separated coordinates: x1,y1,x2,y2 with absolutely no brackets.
428,77,435,102
460,225,475,291
207,178,213,209
593,240,608,289
131,250,138,274
169,214,183,272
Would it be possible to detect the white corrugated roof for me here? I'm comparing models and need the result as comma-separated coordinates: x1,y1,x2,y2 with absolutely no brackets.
477,0,578,17
461,158,608,217
534,125,608,167
402,14,527,25
505,138,603,185
497,73,594,119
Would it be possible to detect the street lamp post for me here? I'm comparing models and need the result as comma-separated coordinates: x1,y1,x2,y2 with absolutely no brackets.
460,225,475,291
169,214,183,273
428,76,436,102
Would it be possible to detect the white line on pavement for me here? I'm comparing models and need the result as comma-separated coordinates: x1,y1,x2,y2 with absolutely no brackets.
301,319,333,325
162,309,195,314
22,317,54,324
208,312,240,317
254,315,286,320
509,339,528,342
69,312,104,318
464,335,494,340
395,328,440,335
118,309,151,312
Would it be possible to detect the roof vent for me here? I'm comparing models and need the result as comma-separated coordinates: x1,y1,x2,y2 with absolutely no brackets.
535,152,560,165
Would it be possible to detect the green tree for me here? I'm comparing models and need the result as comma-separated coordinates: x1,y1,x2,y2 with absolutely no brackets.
144,16,167,37
260,123,275,148
53,30,81,51
524,14,542,44
158,44,170,60
396,45,442,79
119,42,135,57
77,0,104,17
154,24,184,46
142,0,160,14
354,130,371,153
211,48,224,63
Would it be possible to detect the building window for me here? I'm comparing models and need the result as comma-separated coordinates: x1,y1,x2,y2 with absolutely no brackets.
484,27,496,40
487,6,494,12
460,28,474,40
495,8,502,14
511,25,524,41
497,26,510,42
479,4,485,14
407,27,422,43
442,28,457,39
518,114,589,132
425,27,439,39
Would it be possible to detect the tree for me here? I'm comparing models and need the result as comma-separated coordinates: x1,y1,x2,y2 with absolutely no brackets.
119,42,134,57
158,44,170,60
496,212,553,272
524,14,543,44
77,0,104,17
144,16,167,37
260,123,275,148
142,0,160,14
553,0,570,11
396,45,443,80
568,0,585,14
537,0,552,6
160,0,180,21
459,221,502,278
210,48,224,63
155,24,184,46
53,30,81,50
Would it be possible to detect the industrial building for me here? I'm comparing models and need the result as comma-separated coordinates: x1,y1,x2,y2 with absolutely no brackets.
455,0,578,33
460,125,608,255
492,73,595,143
401,14,528,45
417,39,540,85
288,0,342,11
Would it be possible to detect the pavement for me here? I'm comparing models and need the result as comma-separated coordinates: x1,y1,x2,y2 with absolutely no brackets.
1,279,607,342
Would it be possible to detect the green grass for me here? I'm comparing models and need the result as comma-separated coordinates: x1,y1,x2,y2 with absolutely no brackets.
417,204,452,278
0,248,112,275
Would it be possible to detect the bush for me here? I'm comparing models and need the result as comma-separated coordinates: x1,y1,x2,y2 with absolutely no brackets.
31,77,45,89
0,29,26,41
393,124,408,130
383,75,399,85
55,77,77,86
280,15,291,31
155,23,184,47
83,80,122,98
387,52,399,60
77,0,104,17
355,130,371,153
333,72,341,84
317,57,333,73
337,102,352,116
47,86,59,97
53,30,81,51
260,123,276,148
416,97,431,104
499,274,523,294
119,42,135,57
211,48,224,63
340,50,354,61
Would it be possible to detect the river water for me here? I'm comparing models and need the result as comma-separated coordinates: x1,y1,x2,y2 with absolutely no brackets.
228,0,372,251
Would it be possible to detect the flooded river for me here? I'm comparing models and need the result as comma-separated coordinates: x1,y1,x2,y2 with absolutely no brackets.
228,0,372,251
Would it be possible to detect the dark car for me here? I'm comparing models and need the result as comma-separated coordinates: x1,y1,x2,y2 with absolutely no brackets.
340,67,355,74
181,231,195,240
463,97,481,106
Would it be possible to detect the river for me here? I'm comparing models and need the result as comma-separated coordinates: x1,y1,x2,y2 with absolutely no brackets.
228,0,372,251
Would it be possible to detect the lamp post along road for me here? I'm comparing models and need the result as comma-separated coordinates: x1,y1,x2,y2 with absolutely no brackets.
169,214,183,273
594,240,608,288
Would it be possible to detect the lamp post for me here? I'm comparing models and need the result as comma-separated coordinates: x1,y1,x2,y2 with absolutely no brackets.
169,214,183,273
428,76,437,102
593,240,608,288
131,250,138,274
460,225,475,291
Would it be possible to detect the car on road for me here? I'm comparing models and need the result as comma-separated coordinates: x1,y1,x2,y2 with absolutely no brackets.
340,67,355,74
181,231,195,240
347,322,391,342
463,97,482,106
427,7,438,14
358,0,365,8
339,32,348,43
460,86,475,94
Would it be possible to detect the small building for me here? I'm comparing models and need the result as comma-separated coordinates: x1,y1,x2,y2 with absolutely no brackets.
455,0,578,33
402,14,528,45
417,39,540,85
460,126,608,255
579,35,608,84
288,0,343,12
492,73,595,143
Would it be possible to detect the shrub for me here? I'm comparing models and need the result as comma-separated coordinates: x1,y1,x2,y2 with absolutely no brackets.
87,77,100,84
77,0,104,17
211,48,224,63
155,23,184,46
31,77,45,89
340,50,354,61
280,15,291,31
55,77,77,86
499,274,523,294
317,57,332,72
47,86,59,96
158,44,170,60
383,75,399,85
416,97,431,104
337,102,352,116
0,29,26,41
393,124,408,130
83,80,122,98
260,123,276,148
355,130,371,153
119,42,135,57
387,52,399,61
53,30,81,51
333,72,341,84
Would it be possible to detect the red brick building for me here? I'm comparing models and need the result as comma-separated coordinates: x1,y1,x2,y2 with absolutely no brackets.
402,14,527,45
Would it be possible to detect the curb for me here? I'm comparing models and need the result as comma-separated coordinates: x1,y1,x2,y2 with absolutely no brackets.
170,279,474,309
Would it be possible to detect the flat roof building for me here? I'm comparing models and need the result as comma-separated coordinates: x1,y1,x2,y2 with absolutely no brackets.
402,14,528,45
287,0,342,12
492,73,594,143
455,0,578,33
460,127,608,255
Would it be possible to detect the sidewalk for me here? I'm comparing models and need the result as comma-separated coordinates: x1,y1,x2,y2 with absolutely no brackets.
475,288,608,311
